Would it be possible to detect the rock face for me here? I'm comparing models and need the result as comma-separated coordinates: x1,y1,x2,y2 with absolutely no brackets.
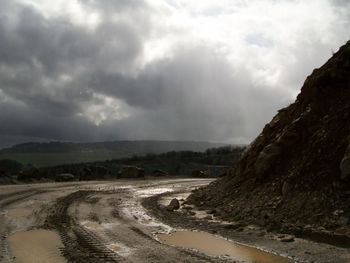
188,41,350,236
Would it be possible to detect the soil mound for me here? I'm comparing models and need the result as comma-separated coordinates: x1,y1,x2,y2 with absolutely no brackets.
188,41,350,242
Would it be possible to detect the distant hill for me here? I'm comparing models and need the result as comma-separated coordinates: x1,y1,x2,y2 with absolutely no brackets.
0,141,228,167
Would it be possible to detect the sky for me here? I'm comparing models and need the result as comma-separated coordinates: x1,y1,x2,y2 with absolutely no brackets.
0,0,349,148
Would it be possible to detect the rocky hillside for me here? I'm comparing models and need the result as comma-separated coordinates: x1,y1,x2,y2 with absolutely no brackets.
188,41,350,244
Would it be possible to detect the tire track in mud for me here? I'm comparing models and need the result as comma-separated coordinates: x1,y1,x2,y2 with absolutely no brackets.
49,185,221,263
0,189,48,208
0,231,10,263
1,180,219,263
44,190,128,263
106,186,228,263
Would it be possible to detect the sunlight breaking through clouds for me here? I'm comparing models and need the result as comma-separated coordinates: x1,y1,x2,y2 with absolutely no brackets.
0,0,349,147
80,93,131,126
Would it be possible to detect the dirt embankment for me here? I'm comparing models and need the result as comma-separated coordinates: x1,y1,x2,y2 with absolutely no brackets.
188,41,350,244
143,190,350,263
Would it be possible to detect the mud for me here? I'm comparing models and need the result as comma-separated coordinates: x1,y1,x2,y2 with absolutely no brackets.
6,208,32,220
1,179,349,263
158,230,291,263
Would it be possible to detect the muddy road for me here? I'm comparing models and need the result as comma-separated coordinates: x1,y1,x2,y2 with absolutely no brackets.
0,179,349,263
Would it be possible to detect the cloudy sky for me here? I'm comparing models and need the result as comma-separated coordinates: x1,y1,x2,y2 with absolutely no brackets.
0,0,349,147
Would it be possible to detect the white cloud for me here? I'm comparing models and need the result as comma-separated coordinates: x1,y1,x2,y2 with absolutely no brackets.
145,0,349,97
79,93,131,126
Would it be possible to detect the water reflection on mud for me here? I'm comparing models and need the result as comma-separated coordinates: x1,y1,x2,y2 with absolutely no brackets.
8,229,66,263
158,230,292,263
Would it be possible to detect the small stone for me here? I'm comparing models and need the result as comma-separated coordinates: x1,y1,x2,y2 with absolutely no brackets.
304,224,312,230
280,235,295,242
337,216,349,226
333,209,344,216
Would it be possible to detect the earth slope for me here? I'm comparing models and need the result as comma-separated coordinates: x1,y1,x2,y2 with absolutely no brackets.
189,41,350,241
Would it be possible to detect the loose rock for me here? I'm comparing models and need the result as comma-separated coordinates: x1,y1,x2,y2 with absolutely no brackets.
167,198,180,211
279,235,295,242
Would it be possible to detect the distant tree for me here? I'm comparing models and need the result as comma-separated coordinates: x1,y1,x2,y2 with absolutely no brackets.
0,159,23,175
17,165,40,181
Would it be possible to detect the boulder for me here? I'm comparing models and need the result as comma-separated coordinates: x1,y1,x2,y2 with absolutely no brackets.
187,211,196,216
255,143,281,176
167,198,180,211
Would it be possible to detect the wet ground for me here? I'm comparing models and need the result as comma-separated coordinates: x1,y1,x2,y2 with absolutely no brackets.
0,178,349,262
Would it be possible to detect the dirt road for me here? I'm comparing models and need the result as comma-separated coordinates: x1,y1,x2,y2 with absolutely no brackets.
0,179,349,262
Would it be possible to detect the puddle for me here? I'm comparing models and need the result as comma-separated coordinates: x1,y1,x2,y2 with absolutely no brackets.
81,220,120,230
6,208,32,220
81,220,103,230
8,229,66,263
107,243,121,252
158,231,292,263
120,200,172,232
136,188,173,198
141,218,152,224
106,242,133,257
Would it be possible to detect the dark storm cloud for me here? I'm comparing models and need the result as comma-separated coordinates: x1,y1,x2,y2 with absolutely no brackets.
84,46,288,142
0,100,98,140
0,4,97,73
0,0,145,116
0,0,148,143
0,0,349,147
